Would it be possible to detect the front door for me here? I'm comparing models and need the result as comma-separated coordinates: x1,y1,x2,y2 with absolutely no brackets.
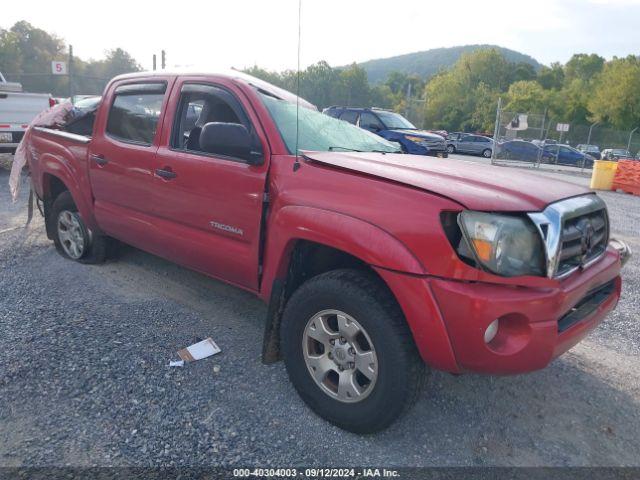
457,135,475,153
89,80,173,244
151,79,270,290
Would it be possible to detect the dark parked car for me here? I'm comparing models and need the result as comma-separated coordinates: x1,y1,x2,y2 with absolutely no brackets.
323,106,447,157
543,144,595,167
577,144,601,160
497,140,553,162
446,134,494,158
601,148,633,161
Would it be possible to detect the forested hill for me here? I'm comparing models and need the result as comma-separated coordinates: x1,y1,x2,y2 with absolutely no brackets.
357,45,542,83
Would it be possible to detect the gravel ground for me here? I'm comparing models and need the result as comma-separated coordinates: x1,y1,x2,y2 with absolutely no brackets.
0,153,639,467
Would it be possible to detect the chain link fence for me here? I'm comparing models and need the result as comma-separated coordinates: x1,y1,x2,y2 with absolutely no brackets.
491,101,549,168
491,99,640,171
3,73,109,98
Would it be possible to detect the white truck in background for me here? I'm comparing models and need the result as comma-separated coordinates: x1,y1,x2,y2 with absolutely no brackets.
0,71,54,153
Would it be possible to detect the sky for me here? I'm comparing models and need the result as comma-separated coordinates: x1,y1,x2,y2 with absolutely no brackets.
3,0,640,72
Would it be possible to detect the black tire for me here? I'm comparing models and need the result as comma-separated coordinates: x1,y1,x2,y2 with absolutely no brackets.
50,191,108,264
280,269,425,433
446,144,455,154
482,148,492,158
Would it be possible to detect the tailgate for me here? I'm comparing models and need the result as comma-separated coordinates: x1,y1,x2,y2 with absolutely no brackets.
0,92,51,125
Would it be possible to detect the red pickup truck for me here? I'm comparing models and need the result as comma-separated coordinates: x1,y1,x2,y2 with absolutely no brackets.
23,71,629,433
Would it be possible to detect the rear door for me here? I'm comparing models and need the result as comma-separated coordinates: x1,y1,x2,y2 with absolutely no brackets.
475,136,492,154
151,78,270,290
89,79,173,243
339,110,359,125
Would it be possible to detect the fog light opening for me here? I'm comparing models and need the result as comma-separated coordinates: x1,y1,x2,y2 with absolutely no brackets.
484,319,499,344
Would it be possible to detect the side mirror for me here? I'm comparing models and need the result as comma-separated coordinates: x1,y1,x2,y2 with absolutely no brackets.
199,122,263,165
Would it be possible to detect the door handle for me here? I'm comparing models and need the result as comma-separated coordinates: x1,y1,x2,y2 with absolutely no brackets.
155,168,177,180
90,154,108,166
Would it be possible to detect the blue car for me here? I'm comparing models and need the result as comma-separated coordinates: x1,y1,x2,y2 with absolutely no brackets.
323,106,448,157
543,144,595,168
498,140,553,162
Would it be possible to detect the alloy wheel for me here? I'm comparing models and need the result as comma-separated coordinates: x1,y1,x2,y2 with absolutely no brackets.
302,309,378,403
57,210,86,259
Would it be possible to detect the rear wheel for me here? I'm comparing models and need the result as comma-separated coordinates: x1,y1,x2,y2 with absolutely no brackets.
280,269,425,433
51,191,109,264
446,144,455,154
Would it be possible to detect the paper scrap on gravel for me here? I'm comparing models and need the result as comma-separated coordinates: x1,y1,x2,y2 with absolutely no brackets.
168,360,185,367
178,338,221,362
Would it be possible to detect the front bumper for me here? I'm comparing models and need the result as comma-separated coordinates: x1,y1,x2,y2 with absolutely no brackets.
375,247,622,375
404,141,448,158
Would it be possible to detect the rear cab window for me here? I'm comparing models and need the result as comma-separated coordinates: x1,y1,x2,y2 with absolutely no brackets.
106,83,167,145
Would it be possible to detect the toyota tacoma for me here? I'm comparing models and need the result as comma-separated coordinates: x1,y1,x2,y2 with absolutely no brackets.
17,71,629,433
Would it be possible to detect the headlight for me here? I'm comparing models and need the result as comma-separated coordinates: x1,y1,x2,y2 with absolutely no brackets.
404,135,428,144
456,211,545,277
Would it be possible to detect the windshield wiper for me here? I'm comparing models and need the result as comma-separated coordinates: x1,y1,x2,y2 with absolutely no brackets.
328,146,363,152
371,149,400,154
328,146,399,154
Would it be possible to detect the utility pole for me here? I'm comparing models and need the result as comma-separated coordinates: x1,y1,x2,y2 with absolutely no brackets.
161,50,166,70
587,121,600,147
152,54,157,71
627,127,638,152
405,82,412,119
491,97,502,164
68,45,73,99
582,122,600,173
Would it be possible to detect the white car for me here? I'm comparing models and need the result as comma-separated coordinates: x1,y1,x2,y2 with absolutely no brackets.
0,71,54,152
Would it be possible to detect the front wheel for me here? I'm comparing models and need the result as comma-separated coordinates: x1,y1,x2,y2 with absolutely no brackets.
446,144,455,154
280,269,425,433
482,148,492,158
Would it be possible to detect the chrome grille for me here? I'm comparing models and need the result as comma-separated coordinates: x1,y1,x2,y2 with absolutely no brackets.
528,195,609,278
556,209,608,276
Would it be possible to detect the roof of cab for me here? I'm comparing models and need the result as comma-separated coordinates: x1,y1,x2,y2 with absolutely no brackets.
110,70,317,111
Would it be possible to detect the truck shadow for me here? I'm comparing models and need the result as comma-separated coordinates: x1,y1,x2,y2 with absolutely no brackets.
109,242,640,466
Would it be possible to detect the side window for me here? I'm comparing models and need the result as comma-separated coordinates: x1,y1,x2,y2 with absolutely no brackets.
106,83,166,145
171,83,252,159
359,112,383,130
339,110,358,125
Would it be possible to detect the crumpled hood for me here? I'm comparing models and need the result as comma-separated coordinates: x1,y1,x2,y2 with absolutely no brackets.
388,129,444,141
303,151,590,212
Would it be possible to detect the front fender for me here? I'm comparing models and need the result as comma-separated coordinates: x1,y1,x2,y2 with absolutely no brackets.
260,205,425,300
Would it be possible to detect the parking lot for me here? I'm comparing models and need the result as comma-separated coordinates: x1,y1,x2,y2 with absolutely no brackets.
1,152,639,467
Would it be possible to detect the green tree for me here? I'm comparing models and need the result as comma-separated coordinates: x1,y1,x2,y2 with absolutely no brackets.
537,62,564,90
565,53,605,83
0,28,22,75
589,56,640,129
423,48,521,132
0,21,141,96
505,80,547,113
2,21,67,94
511,62,537,83
338,63,372,107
